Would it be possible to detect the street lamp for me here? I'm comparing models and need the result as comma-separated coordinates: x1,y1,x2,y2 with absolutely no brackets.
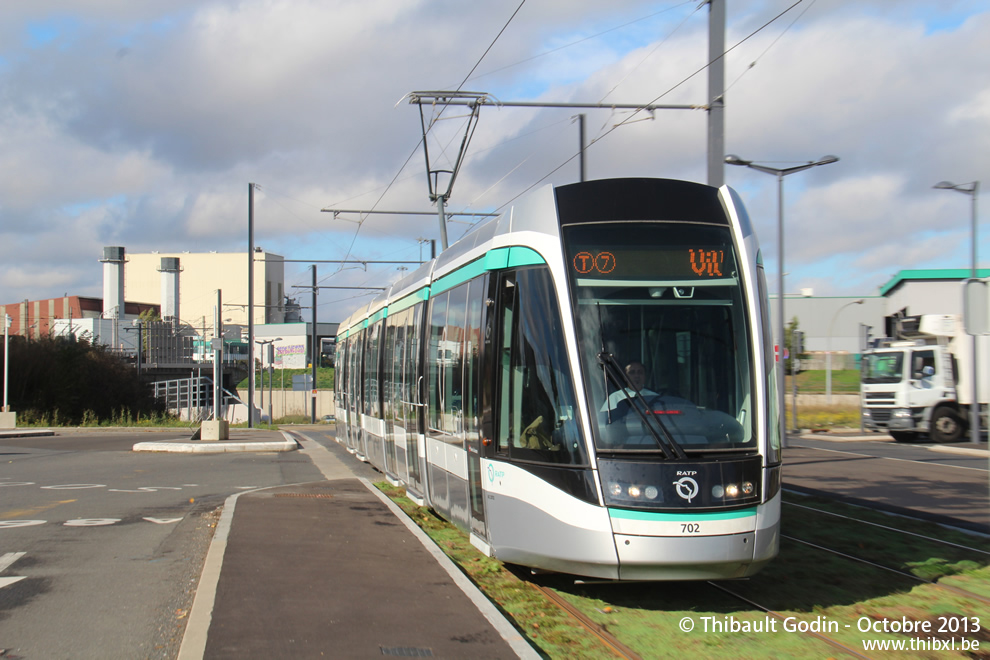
255,338,282,425
934,180,981,444
726,154,839,446
827,299,864,404
3,314,10,413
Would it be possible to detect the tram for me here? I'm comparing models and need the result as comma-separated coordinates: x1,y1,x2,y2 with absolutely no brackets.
334,178,781,580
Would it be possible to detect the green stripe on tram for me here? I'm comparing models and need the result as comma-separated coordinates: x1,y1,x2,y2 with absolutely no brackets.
608,507,757,522
389,287,429,313
432,246,546,295
347,245,548,325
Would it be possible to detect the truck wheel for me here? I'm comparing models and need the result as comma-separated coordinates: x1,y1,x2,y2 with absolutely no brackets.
889,431,917,443
930,407,964,443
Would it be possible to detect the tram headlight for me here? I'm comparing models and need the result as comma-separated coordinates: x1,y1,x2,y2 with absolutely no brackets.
725,484,740,498
742,481,754,495
711,485,724,498
606,481,661,504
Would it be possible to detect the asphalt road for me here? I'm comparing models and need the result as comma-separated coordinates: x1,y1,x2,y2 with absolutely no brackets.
0,429,323,660
784,434,990,533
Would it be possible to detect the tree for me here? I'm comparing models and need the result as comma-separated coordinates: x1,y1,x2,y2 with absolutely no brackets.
2,334,165,424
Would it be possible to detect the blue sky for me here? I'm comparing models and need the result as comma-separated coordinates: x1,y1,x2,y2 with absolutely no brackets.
0,0,987,322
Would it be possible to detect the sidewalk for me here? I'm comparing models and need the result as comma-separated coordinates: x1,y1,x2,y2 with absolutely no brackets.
179,430,537,659
131,428,298,453
0,426,298,453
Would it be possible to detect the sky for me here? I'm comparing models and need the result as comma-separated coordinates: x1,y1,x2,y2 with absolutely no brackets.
1,0,988,324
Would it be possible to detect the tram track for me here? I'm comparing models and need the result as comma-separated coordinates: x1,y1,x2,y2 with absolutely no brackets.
782,499,990,554
703,580,874,660
528,581,643,660
781,533,990,606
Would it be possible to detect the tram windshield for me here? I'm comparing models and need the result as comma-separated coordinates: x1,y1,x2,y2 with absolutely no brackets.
563,222,757,454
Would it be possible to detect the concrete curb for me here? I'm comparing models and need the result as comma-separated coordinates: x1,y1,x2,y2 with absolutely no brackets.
0,429,56,439
132,430,298,453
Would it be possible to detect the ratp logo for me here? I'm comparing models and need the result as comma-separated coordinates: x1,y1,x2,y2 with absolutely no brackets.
673,476,699,503
487,464,505,483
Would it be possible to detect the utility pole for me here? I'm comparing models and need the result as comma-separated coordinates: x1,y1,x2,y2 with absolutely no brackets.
707,0,726,188
247,182,256,428
311,264,317,424
576,113,587,182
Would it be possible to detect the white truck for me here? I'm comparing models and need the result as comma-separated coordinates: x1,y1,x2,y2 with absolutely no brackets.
861,314,988,443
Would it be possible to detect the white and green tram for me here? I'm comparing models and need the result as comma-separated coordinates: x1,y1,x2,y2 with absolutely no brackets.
334,178,782,580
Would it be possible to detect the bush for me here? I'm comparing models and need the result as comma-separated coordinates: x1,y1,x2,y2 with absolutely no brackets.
1,335,166,426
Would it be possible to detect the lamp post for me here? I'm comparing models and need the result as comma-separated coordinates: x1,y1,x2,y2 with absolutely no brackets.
934,180,981,444
726,154,839,446
827,299,864,404
255,338,282,425
3,314,10,413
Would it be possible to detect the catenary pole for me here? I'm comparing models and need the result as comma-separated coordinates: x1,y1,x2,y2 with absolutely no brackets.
247,183,255,428
707,0,725,188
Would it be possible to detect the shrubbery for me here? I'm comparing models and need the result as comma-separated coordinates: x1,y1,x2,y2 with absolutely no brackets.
1,335,168,425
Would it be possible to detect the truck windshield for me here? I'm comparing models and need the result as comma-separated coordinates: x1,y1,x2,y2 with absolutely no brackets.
862,352,904,384
563,222,755,454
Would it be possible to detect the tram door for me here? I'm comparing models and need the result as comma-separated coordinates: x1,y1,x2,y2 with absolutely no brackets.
464,278,487,540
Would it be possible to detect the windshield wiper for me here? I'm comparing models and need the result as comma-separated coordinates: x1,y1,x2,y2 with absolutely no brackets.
596,349,687,460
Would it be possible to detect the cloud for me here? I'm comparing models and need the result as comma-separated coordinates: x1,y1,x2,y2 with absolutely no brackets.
0,1,988,320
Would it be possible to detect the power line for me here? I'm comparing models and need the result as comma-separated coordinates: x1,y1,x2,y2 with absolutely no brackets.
496,0,808,210
461,1,695,87
457,1,527,90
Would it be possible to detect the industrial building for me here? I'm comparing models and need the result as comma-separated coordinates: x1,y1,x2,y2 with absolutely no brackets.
124,248,286,329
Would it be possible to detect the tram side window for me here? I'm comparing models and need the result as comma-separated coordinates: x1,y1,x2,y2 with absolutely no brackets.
364,320,383,418
444,285,468,440
428,291,450,437
349,331,364,417
383,318,398,423
496,268,586,466
464,286,483,433
757,263,780,464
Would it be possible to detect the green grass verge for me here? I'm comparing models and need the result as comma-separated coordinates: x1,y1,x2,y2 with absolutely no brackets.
375,483,990,659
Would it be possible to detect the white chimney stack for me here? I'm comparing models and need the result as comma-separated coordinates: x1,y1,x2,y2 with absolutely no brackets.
100,246,125,319
159,257,181,327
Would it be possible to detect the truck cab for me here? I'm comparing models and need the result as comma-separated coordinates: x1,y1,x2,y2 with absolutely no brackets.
861,315,966,443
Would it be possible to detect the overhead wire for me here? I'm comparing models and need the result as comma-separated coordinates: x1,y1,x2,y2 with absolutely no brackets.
495,0,809,211
458,1,695,87
724,0,818,94
597,1,703,106
326,0,528,285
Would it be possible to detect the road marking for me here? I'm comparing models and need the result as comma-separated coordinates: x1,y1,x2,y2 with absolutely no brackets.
1,499,77,518
0,552,26,572
0,551,26,590
109,487,183,493
0,520,46,528
2,517,185,528
41,484,107,490
0,482,35,487
791,444,987,472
